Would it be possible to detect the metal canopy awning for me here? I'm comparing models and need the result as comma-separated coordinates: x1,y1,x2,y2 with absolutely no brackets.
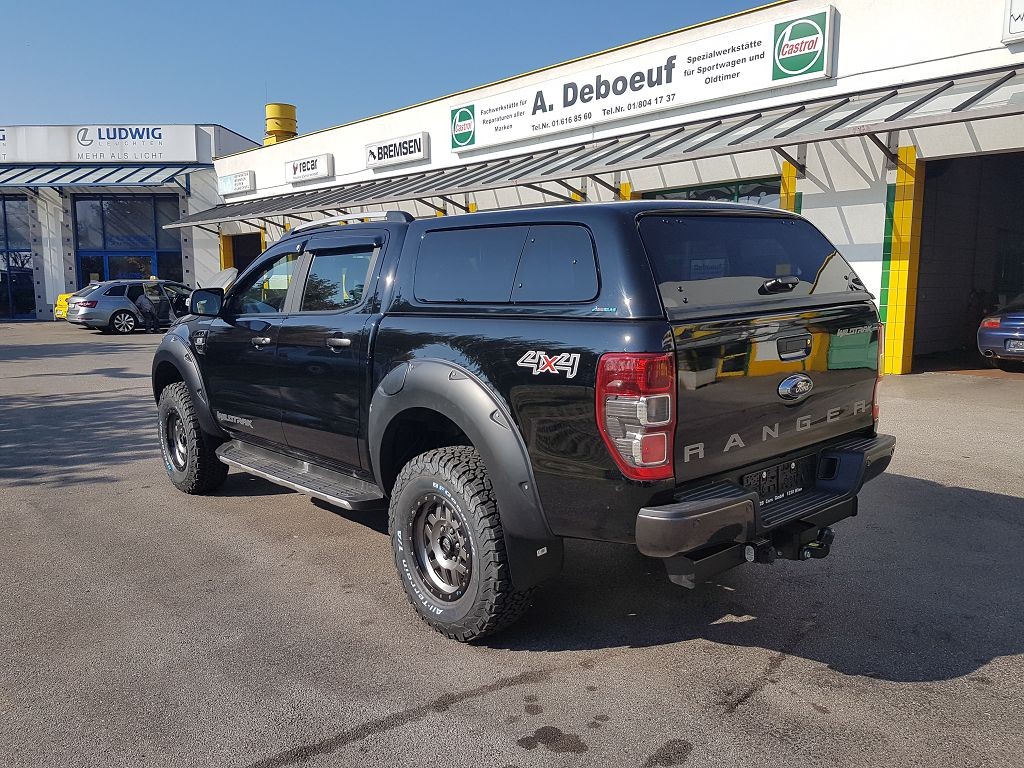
168,64,1024,230
0,164,209,188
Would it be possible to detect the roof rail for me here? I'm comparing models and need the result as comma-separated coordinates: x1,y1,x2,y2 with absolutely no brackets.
290,210,414,233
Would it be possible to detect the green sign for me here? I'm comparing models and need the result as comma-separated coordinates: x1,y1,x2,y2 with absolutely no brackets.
451,105,475,148
773,12,827,81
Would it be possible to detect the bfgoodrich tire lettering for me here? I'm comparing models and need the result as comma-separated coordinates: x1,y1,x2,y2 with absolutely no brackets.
158,382,228,494
389,446,533,641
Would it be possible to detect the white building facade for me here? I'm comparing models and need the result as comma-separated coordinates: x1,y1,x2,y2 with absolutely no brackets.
0,124,256,320
173,0,1024,373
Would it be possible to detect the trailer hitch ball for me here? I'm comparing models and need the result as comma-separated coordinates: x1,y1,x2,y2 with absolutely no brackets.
800,526,835,560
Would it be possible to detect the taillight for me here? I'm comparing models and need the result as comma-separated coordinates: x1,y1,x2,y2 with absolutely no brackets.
873,322,884,424
981,317,1001,328
596,352,676,481
78,300,98,308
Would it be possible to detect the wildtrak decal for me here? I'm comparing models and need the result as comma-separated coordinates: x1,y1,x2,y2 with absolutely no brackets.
215,411,254,429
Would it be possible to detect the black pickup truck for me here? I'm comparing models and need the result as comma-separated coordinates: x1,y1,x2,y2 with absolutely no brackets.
152,201,894,641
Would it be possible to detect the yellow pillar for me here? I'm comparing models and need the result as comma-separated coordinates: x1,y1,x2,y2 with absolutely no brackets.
780,161,800,213
881,147,924,375
219,233,234,270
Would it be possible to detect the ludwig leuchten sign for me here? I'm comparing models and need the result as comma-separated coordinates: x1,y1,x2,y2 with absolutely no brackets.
365,132,429,168
285,153,335,183
450,7,836,152
0,125,198,162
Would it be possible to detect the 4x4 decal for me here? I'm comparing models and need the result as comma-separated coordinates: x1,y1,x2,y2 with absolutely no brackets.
517,350,580,379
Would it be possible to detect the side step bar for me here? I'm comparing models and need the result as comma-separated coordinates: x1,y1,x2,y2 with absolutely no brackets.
216,440,386,512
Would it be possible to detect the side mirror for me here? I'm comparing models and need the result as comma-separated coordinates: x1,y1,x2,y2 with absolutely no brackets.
190,288,224,317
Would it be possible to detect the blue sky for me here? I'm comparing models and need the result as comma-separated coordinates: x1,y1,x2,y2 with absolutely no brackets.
3,0,767,141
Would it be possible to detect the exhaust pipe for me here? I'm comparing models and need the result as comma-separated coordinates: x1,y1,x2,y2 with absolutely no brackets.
983,349,995,357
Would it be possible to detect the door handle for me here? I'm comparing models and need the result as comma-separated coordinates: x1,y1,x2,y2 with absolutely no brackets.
251,336,272,348
326,336,352,350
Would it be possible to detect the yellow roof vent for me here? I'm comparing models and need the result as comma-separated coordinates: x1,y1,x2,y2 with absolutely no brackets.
264,103,297,146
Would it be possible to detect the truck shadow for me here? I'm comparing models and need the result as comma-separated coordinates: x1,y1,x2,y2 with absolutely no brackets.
487,472,1024,684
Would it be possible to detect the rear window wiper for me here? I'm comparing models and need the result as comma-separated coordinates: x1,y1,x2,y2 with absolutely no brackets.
758,276,800,295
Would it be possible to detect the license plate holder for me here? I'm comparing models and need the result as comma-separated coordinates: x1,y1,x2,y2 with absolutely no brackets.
742,455,816,507
1006,339,1024,351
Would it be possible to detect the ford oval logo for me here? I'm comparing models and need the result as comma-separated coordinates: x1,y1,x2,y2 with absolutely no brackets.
778,373,814,400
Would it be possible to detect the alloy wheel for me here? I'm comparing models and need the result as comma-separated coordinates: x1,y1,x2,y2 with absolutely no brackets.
113,312,135,333
412,493,472,601
165,411,188,472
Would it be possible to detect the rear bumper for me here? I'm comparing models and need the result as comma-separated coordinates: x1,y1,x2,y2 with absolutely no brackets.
636,433,895,559
978,328,1024,359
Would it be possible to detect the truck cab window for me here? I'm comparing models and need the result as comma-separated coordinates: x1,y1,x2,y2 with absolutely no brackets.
300,247,375,311
227,252,299,314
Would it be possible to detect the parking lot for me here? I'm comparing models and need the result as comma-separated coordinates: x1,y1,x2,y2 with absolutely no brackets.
1,321,1022,768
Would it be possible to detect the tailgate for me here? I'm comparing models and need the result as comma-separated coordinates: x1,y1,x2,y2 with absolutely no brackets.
635,210,881,484
671,303,879,483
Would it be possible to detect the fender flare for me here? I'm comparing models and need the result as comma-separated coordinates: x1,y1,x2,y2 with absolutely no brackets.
151,330,224,438
368,359,563,590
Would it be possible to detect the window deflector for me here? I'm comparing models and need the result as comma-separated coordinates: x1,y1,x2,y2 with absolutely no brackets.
297,233,386,314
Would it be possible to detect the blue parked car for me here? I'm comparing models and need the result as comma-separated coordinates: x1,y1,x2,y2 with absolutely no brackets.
978,294,1024,371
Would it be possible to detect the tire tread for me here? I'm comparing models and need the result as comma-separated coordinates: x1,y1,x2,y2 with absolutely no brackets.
389,446,533,642
159,382,228,494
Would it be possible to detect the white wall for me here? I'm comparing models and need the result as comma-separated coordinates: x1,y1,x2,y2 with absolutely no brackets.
185,169,224,287
213,0,1022,203
798,137,889,298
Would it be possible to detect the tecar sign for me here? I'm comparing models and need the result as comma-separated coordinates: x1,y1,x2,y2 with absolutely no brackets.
285,153,334,183
450,7,836,152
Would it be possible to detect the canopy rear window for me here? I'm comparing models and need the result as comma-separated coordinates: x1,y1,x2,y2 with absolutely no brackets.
638,214,864,312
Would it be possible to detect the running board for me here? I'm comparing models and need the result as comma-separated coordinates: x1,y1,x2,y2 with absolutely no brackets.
216,440,386,511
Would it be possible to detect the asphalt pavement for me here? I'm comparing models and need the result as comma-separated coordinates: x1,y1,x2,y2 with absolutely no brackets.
1,321,1022,768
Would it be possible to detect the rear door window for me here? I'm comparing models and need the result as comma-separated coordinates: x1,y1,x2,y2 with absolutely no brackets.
414,226,529,303
511,225,598,303
413,224,599,304
300,246,376,311
638,214,864,311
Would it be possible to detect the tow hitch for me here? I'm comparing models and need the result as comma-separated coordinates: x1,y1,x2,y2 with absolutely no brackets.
799,526,834,560
662,524,837,588
745,525,834,563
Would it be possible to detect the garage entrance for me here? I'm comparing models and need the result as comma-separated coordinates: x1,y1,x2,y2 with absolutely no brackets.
912,152,1024,371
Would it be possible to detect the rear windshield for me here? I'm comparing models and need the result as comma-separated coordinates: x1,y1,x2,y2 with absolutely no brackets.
72,284,102,297
638,214,864,312
1000,293,1024,313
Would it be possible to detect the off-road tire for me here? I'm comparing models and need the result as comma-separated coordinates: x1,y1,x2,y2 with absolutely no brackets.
389,446,534,641
157,382,228,494
109,310,137,334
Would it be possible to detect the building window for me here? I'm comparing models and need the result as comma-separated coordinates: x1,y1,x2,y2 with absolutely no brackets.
644,177,781,208
72,194,183,287
0,195,35,319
